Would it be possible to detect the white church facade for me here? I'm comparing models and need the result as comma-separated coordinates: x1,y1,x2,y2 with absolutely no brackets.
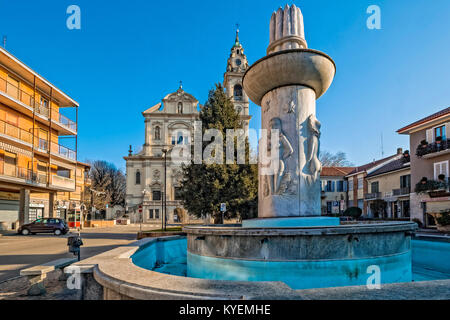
124,31,251,224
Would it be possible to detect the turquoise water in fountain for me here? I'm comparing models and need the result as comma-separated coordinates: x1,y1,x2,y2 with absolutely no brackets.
132,238,450,289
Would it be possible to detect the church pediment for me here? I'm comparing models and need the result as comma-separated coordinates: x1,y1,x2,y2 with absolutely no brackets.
143,102,162,115
163,88,198,103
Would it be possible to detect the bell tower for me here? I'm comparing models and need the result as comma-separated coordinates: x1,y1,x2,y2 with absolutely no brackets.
223,27,251,130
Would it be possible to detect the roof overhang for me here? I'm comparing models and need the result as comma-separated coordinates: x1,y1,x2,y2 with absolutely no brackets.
0,47,78,107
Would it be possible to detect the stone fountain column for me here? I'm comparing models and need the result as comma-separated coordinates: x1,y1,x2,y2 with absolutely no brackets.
243,4,336,218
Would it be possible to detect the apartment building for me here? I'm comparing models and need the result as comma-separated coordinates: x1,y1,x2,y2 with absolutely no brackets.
346,148,405,216
321,167,355,215
365,151,411,219
0,46,79,229
398,107,450,227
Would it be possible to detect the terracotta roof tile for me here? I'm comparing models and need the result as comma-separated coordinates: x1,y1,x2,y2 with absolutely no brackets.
397,107,450,133
322,167,356,177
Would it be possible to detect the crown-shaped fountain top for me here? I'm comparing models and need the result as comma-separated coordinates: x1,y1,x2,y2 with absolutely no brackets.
268,4,307,55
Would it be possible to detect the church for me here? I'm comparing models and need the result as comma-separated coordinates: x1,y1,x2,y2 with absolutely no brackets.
124,30,251,224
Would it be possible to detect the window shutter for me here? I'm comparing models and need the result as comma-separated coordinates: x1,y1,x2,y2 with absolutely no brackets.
344,181,348,192
426,129,434,143
445,122,450,140
331,181,335,192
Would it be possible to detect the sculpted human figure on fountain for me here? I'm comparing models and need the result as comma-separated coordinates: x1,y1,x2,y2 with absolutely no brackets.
305,114,322,185
267,118,294,195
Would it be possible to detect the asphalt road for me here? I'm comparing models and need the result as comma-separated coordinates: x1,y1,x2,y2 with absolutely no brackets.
0,224,159,282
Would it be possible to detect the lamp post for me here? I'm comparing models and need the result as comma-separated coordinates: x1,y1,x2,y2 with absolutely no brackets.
162,148,169,231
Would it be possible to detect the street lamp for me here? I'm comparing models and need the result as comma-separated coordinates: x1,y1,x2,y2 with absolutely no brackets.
162,148,171,231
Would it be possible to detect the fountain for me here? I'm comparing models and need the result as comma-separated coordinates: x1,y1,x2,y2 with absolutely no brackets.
183,4,417,290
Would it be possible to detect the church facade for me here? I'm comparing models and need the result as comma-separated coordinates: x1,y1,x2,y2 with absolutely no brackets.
124,31,251,224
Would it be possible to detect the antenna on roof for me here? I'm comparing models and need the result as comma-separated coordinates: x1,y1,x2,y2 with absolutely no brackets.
381,133,384,158
2,36,6,49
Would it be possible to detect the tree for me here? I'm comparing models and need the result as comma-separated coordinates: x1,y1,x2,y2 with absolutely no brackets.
343,207,363,219
84,161,126,215
179,84,258,224
320,151,354,167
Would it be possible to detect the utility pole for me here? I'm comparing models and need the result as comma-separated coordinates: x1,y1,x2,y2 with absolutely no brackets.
2,36,6,49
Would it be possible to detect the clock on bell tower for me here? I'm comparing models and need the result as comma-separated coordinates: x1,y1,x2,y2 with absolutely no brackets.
223,27,251,131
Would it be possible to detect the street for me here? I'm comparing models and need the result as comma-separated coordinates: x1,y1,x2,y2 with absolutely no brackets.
0,224,159,282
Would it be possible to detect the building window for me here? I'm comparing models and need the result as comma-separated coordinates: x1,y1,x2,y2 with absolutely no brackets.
434,161,449,180
358,178,363,189
435,125,446,140
348,179,353,191
135,171,141,185
174,187,183,200
371,182,379,193
327,202,332,214
155,209,160,219
149,209,154,219
400,175,411,189
337,181,344,192
177,102,183,114
152,190,161,201
155,126,161,140
234,84,243,100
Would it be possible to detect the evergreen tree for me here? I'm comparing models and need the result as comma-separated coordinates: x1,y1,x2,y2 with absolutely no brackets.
179,84,258,223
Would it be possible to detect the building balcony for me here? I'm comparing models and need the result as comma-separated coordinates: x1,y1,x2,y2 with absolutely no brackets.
0,165,47,186
0,119,33,146
51,110,77,133
393,187,411,196
50,174,75,190
416,140,450,158
0,76,77,135
50,143,76,162
364,192,382,200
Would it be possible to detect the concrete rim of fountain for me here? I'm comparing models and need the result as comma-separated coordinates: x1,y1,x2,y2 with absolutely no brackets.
243,48,336,105
183,221,418,236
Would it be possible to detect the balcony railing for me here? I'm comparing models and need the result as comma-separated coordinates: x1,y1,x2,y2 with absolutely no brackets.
393,187,411,196
51,174,75,190
0,76,34,107
0,75,76,132
50,142,76,161
35,137,49,152
0,164,47,184
0,119,33,144
416,140,450,157
364,192,382,200
52,110,77,132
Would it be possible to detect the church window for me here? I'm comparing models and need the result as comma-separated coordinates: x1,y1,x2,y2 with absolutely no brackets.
155,126,161,140
153,190,161,201
135,171,141,185
234,84,243,100
177,102,183,114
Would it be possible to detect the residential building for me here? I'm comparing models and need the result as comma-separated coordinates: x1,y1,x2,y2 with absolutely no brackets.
33,161,91,228
397,107,450,227
365,151,411,219
346,148,405,216
320,167,355,215
124,31,251,224
0,46,79,229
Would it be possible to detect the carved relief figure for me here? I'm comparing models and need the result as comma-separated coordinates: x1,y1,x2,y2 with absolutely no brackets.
305,114,322,184
268,118,294,195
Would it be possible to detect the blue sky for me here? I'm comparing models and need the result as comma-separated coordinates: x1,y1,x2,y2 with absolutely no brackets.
1,0,449,170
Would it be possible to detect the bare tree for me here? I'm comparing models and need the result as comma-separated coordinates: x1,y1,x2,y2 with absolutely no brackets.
320,151,354,167
84,161,126,213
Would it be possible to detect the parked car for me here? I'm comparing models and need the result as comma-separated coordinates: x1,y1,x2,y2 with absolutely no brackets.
18,218,69,236
339,216,354,222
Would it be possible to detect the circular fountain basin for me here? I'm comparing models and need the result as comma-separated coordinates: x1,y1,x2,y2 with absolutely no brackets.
242,216,340,228
184,221,417,290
